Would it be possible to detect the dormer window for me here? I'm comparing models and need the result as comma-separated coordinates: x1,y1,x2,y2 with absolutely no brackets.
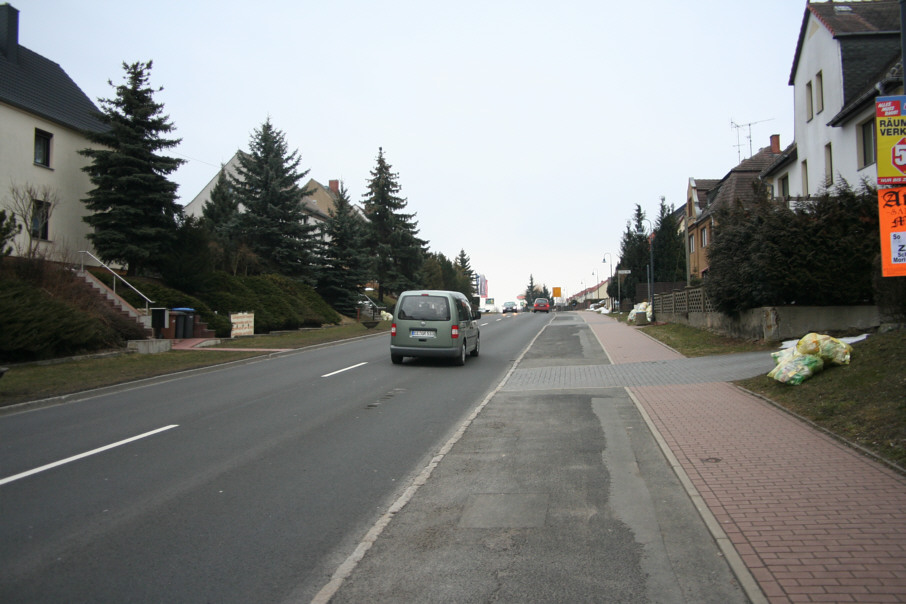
34,129,52,167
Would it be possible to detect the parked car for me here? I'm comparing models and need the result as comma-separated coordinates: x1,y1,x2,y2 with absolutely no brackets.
390,290,481,365
533,298,550,313
502,301,518,313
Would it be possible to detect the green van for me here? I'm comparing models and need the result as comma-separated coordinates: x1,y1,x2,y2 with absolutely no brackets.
390,290,481,365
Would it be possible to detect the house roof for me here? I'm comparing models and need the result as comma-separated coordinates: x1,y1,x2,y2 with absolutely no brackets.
789,1,901,106
698,144,783,222
688,178,721,215
0,4,106,133
761,141,799,178
827,57,902,126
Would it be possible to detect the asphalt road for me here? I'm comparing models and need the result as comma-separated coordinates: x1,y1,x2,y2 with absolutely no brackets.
326,312,747,603
0,311,544,603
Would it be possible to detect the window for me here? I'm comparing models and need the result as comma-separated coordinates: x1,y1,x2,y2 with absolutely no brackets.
688,233,695,254
398,295,450,321
701,226,708,248
815,71,824,114
779,174,790,199
824,143,833,188
30,199,50,240
34,129,52,167
806,81,814,121
801,160,809,197
859,118,876,168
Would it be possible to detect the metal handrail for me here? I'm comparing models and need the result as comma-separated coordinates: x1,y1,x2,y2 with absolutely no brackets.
77,251,154,313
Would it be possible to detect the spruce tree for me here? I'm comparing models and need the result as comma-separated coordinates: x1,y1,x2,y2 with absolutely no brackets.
455,249,475,296
80,60,184,276
0,209,20,257
318,182,370,315
652,199,686,283
362,147,426,299
202,166,241,273
524,274,537,305
230,118,317,281
609,205,650,304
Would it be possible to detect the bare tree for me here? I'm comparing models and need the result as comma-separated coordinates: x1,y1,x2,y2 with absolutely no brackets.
4,182,60,258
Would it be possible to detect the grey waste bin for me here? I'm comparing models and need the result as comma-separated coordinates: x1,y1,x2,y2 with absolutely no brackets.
172,307,195,338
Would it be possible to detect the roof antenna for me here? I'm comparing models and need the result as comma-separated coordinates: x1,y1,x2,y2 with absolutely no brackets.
730,118,774,161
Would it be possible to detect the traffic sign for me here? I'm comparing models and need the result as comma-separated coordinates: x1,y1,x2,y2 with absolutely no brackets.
618,270,631,275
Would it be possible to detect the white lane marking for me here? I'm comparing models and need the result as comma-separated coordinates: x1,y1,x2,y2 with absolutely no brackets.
321,362,368,378
0,425,179,487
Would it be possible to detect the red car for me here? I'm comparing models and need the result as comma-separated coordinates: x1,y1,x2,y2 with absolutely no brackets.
532,298,550,313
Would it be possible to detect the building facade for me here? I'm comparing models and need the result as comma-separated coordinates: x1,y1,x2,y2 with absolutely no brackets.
0,3,107,264
763,1,902,200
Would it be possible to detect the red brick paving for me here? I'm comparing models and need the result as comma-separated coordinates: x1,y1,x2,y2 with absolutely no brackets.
583,312,906,603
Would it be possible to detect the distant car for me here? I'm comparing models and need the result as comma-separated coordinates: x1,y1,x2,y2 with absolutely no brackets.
502,301,517,313
533,298,550,313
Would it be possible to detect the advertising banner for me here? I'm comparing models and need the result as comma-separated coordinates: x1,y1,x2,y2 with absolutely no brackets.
877,186,906,277
875,96,906,186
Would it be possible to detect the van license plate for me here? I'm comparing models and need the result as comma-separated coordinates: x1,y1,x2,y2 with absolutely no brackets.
410,329,435,337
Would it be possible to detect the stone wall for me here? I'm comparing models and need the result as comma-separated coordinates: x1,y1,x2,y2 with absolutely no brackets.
653,288,880,341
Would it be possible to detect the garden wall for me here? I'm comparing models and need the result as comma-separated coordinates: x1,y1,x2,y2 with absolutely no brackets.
653,288,880,342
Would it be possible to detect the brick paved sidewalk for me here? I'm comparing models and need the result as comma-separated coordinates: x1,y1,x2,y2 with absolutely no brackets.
582,312,906,604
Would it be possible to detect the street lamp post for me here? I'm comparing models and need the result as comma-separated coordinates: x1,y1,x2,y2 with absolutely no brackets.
602,253,613,310
636,219,654,305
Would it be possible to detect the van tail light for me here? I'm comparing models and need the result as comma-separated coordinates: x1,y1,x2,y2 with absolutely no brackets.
391,323,397,336
451,324,459,339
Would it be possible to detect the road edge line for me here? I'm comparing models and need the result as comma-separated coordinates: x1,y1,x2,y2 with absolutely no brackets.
309,318,552,604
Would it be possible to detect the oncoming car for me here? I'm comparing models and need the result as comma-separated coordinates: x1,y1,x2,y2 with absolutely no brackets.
532,298,551,313
390,290,481,365
501,301,518,313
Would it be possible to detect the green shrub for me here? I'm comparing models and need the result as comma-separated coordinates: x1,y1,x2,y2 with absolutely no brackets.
0,280,143,362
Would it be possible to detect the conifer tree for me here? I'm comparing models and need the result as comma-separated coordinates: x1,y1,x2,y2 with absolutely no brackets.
318,182,370,315
80,60,184,276
0,209,20,257
230,118,318,281
455,249,475,296
362,147,426,299
652,198,686,283
609,205,650,303
202,166,241,272
524,274,537,305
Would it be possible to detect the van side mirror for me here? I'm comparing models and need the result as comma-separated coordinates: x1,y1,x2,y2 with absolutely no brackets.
474,310,481,319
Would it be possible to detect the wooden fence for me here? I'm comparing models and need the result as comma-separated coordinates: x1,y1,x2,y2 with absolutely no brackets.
652,287,714,314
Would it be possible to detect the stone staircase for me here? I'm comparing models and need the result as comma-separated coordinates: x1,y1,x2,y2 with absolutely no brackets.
77,269,219,341
77,269,154,337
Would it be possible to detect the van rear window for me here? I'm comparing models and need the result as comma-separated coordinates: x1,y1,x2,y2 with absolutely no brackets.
398,296,451,321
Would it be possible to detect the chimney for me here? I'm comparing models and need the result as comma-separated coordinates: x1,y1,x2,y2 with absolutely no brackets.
329,179,339,193
770,134,781,154
0,4,19,63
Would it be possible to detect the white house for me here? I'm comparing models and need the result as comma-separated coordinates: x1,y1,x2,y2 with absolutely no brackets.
763,0,902,200
182,151,346,231
0,3,107,265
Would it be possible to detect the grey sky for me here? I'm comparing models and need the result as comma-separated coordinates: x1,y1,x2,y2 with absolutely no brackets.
14,0,807,302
